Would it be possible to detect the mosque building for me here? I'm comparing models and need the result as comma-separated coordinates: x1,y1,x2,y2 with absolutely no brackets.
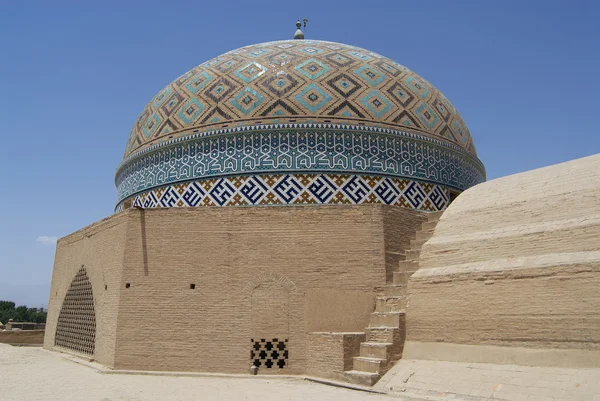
43,22,600,385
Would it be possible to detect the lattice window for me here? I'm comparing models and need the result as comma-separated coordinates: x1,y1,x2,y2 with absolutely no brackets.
251,338,288,368
54,267,96,356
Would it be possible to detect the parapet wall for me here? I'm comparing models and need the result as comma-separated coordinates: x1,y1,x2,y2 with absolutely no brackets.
406,154,600,366
0,330,45,345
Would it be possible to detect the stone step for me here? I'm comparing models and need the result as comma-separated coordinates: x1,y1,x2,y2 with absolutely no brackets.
415,230,434,241
427,211,444,221
409,238,429,249
393,270,417,285
421,220,438,231
398,260,418,271
375,295,406,312
405,249,421,261
368,312,404,328
344,370,382,386
360,342,392,359
352,356,385,374
366,327,403,343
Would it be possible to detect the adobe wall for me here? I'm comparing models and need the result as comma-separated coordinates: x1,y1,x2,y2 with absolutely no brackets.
113,205,424,374
44,213,129,367
306,332,365,381
0,330,45,345
405,154,600,366
44,204,425,374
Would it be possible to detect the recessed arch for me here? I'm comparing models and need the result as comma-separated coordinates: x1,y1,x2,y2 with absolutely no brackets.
54,266,96,356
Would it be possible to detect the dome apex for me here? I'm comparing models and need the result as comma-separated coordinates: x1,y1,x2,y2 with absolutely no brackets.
294,19,305,39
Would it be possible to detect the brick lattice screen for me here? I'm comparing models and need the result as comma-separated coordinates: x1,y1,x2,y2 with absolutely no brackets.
54,267,96,355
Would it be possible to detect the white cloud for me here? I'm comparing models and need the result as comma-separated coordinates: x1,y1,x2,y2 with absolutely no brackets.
36,236,58,246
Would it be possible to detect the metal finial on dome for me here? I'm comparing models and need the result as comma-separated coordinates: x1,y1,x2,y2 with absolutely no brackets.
293,19,305,39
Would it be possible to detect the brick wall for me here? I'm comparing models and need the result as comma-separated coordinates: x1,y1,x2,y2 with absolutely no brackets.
44,213,129,367
114,205,393,374
306,332,365,381
45,204,425,375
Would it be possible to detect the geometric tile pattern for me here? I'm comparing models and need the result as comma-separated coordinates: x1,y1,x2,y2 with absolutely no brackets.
115,126,484,204
251,338,288,369
295,83,332,113
118,173,451,212
54,267,96,356
123,40,478,159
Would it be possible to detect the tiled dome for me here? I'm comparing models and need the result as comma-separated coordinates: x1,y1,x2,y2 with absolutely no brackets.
124,40,477,158
115,40,485,211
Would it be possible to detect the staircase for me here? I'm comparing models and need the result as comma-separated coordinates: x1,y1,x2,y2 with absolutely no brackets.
344,211,443,386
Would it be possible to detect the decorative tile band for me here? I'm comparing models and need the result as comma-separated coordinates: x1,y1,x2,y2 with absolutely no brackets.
118,122,479,171
115,128,484,205
116,173,451,212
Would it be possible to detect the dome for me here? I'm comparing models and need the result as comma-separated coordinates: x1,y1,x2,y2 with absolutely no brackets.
115,40,485,211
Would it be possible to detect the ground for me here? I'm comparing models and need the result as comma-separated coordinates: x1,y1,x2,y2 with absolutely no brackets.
0,344,395,401
4,344,600,401
378,359,600,401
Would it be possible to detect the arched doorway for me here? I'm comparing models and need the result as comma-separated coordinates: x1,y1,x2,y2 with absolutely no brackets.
249,274,294,370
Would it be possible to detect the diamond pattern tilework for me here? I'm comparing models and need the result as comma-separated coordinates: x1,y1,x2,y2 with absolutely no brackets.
295,58,330,80
405,76,430,99
186,71,213,94
204,77,237,103
214,57,242,72
178,98,205,124
235,62,268,83
260,100,299,116
324,52,356,68
262,73,299,96
247,48,271,58
387,82,414,107
375,60,405,77
300,46,324,55
231,88,265,115
362,90,392,118
327,73,362,98
267,51,298,66
354,65,386,86
142,114,161,138
295,83,332,113
152,86,171,108
160,91,184,116
453,120,471,146
347,51,372,61
124,173,450,211
416,102,440,130
125,40,477,159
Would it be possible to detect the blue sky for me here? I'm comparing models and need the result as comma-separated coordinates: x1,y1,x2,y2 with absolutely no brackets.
0,0,598,308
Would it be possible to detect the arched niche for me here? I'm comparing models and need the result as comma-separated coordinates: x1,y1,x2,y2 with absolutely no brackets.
54,266,96,356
